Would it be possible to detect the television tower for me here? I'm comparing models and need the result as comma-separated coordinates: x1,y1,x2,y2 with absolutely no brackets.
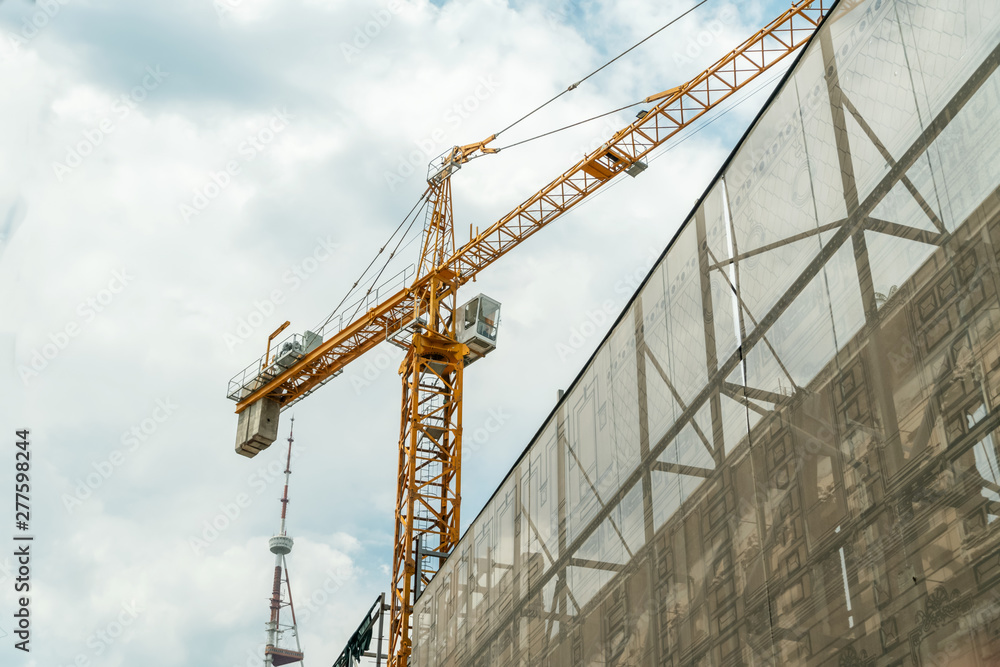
263,418,305,667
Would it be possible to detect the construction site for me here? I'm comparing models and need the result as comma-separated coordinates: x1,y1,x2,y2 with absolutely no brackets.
226,0,1000,665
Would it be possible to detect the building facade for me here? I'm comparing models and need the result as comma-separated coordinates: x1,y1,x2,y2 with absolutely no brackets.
412,0,1000,664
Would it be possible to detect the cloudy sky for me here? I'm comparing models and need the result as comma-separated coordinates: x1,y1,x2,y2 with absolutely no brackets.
0,0,799,664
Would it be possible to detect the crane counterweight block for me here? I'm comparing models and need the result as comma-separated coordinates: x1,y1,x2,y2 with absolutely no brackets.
236,397,280,458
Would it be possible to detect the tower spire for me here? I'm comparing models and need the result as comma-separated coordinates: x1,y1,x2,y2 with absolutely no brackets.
263,417,305,667
279,416,294,535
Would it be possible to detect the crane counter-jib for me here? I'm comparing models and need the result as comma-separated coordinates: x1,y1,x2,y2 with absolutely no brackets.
233,288,415,399
229,272,465,457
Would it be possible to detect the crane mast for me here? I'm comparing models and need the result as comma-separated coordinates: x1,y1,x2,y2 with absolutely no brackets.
389,164,465,664
226,3,832,665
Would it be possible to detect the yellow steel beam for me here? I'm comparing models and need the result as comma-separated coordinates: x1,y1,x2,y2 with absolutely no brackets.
389,332,466,667
234,284,421,412
233,0,831,417
444,0,829,283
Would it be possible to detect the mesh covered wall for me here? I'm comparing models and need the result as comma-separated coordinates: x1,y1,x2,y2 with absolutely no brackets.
412,1,1000,664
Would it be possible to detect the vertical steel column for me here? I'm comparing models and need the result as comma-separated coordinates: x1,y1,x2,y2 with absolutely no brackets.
376,592,386,667
265,564,282,666
389,333,466,665
389,172,466,667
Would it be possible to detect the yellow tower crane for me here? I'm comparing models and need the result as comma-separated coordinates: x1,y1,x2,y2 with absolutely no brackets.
226,2,832,664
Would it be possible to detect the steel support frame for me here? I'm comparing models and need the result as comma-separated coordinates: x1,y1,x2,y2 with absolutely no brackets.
389,331,466,666
433,18,1000,665
389,173,467,666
